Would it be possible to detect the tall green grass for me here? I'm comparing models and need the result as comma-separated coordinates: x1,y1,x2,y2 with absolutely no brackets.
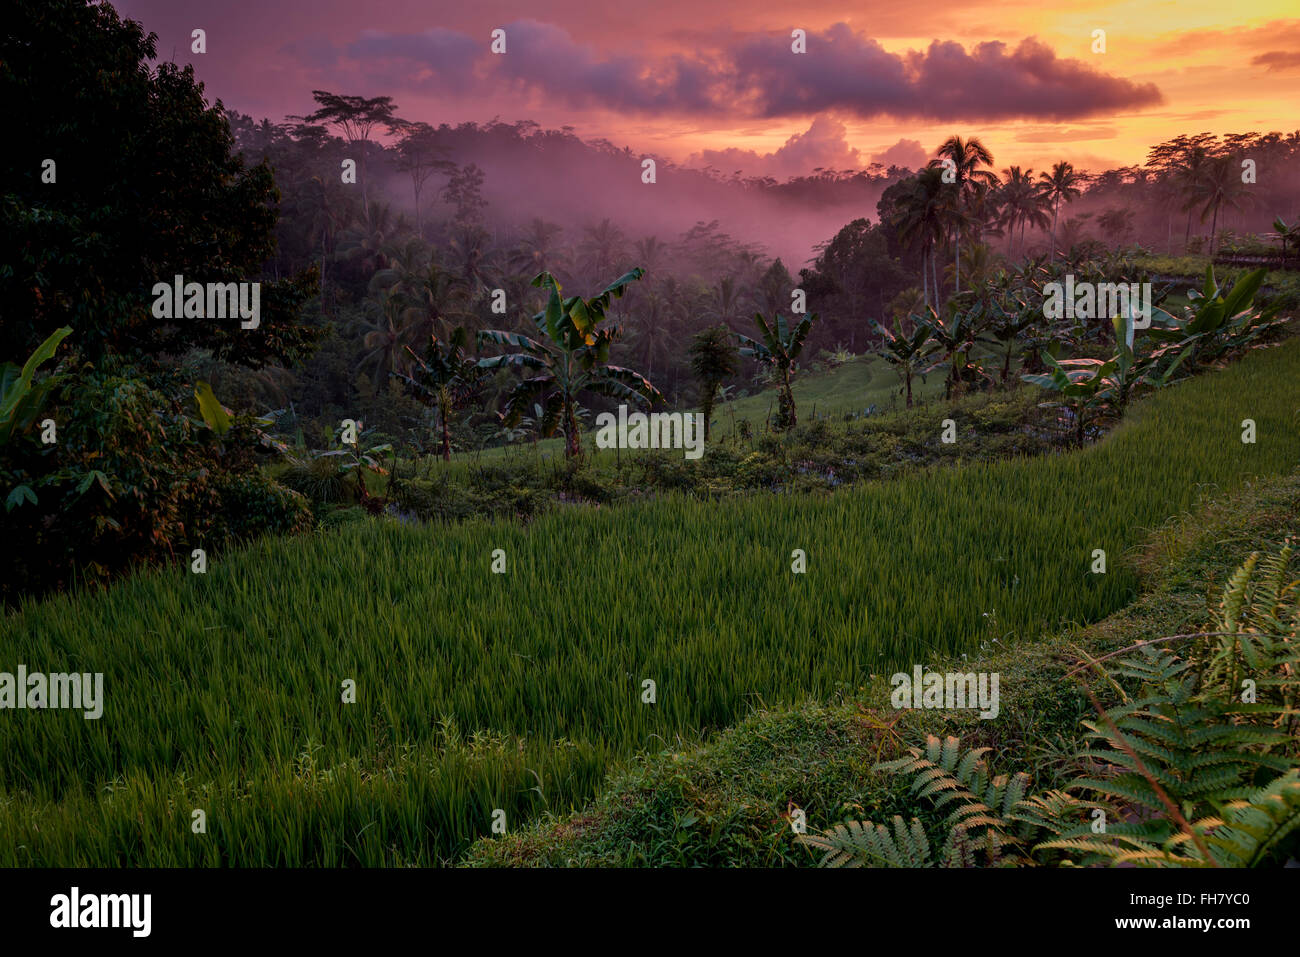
3,340,1299,865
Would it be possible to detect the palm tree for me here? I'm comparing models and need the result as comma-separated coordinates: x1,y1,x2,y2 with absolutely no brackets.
1185,155,1251,257
477,269,661,459
444,222,500,304
736,312,819,430
1038,161,1084,262
1171,145,1212,252
893,167,952,310
336,202,406,274
705,276,746,325
999,166,1050,261
932,136,997,293
510,218,566,278
355,289,414,391
578,219,628,284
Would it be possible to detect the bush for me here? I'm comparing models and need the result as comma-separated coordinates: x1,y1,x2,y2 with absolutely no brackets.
0,364,309,604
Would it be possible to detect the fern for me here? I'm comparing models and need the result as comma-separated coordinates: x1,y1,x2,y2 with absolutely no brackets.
798,736,1090,867
805,547,1300,869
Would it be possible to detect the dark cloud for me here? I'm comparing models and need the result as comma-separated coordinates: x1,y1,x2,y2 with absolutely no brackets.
343,28,481,91
291,20,1162,123
1252,51,1300,72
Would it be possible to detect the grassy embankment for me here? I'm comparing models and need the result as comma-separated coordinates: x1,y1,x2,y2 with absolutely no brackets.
2,338,1298,865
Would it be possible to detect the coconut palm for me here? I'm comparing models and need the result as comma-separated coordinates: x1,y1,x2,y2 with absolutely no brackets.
1184,155,1251,257
999,166,1050,261
1038,162,1084,262
932,136,997,293
509,218,567,278
893,167,954,310
578,219,628,284
355,289,415,391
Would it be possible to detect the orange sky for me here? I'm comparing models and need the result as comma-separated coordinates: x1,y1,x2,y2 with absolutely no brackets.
116,0,1300,176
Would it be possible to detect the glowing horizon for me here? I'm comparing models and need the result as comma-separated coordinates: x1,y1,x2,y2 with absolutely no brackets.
116,0,1300,177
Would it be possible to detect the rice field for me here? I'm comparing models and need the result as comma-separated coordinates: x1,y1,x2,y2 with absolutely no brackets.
3,339,1299,865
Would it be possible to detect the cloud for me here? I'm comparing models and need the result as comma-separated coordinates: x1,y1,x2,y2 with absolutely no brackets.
686,116,863,179
1252,51,1300,72
1014,126,1117,143
343,28,481,92
296,20,1162,124
726,27,1162,121
871,138,928,169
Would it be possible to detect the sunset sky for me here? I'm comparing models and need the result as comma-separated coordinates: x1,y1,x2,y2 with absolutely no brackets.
116,0,1300,177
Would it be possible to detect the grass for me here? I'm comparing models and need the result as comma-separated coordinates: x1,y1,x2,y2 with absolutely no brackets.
3,339,1300,865
466,469,1300,866
453,353,946,463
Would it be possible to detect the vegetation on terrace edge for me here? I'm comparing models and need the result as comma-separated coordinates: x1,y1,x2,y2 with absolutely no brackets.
3,340,1299,865
466,472,1300,867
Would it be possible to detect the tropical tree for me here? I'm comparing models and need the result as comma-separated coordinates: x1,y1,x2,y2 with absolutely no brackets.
1273,217,1296,268
688,324,740,439
392,327,486,461
391,121,453,236
932,136,997,293
892,167,952,309
920,304,994,399
1185,154,1251,256
870,317,934,407
1039,161,1084,262
510,218,566,277
736,312,818,430
300,91,399,219
477,269,661,459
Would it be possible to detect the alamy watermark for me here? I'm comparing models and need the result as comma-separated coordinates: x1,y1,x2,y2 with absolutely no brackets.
151,274,260,329
1042,275,1151,331
594,405,704,459
0,666,103,719
890,665,1000,719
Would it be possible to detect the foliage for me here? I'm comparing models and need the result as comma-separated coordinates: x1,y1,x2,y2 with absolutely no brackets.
0,0,319,366
803,545,1300,868
478,269,661,459
688,324,740,439
1,364,311,604
4,341,1300,862
737,312,818,430
392,327,486,460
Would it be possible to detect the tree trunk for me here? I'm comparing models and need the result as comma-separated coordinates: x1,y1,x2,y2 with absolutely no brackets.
440,405,451,462
563,398,581,459
905,370,913,408
921,247,929,308
1050,200,1060,261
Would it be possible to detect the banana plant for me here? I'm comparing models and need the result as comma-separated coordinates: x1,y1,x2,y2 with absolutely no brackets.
870,316,934,407
736,311,818,430
919,303,995,399
477,269,661,459
1148,266,1283,364
1022,352,1116,446
1,326,72,445
392,326,485,461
